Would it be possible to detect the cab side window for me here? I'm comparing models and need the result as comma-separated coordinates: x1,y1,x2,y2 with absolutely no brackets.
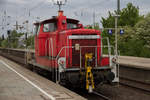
43,23,57,32
67,23,77,29
43,24,49,32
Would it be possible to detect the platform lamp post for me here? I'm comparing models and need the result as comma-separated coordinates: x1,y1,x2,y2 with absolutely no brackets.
114,14,120,58
115,0,120,83
114,0,120,58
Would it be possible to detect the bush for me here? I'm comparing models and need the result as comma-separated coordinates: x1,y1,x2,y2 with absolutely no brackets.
1,40,8,48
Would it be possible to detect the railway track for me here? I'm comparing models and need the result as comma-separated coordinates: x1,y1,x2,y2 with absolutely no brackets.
120,77,150,94
93,91,110,100
68,87,110,100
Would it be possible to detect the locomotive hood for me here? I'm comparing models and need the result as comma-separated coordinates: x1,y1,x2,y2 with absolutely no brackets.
59,28,101,35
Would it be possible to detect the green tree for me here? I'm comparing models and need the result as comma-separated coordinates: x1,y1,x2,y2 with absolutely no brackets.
0,37,3,47
100,2,148,57
94,23,100,30
101,11,115,28
1,39,8,48
101,3,142,49
84,25,93,29
9,30,24,48
101,3,142,28
119,3,143,27
135,13,150,48
117,13,150,58
84,23,100,30
26,35,35,49
0,30,24,48
0,35,5,47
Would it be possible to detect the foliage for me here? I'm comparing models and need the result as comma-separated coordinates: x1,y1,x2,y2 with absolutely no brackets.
93,23,100,30
135,13,150,48
118,38,150,58
1,39,8,48
101,11,115,28
101,3,150,58
0,29,35,49
85,23,100,30
9,30,24,48
84,25,93,29
26,35,35,49
117,14,150,58
0,37,3,47
0,30,24,48
101,2,142,48
101,3,143,28
119,3,143,27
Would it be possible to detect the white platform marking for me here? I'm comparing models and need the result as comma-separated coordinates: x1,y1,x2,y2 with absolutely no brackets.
0,60,55,100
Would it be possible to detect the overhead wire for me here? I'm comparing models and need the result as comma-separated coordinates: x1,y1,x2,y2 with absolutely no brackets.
6,0,50,27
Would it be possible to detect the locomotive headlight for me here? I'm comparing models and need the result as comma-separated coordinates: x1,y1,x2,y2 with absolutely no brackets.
112,57,117,63
58,57,66,72
75,44,80,50
60,60,64,65
58,58,65,67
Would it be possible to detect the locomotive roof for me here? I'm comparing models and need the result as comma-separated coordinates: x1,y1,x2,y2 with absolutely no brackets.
34,17,79,25
66,18,79,23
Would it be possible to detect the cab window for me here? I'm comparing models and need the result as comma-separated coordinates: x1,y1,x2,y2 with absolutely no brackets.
67,23,77,29
43,23,57,32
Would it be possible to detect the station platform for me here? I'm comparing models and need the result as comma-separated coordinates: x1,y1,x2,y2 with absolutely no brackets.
119,56,150,70
118,56,150,85
0,56,86,100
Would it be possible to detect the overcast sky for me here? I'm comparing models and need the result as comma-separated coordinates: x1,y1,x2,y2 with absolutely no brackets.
0,0,150,36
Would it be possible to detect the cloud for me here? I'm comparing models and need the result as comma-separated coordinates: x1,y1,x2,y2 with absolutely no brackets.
6,0,27,4
0,0,6,8
0,0,150,35
0,0,5,4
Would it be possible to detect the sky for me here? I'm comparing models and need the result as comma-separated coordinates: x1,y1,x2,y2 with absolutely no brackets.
0,0,150,36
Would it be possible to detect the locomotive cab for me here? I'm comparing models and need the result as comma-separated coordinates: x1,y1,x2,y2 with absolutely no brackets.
33,10,119,93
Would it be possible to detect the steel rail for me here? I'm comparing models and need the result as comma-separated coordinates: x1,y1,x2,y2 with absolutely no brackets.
93,91,111,100
120,77,150,94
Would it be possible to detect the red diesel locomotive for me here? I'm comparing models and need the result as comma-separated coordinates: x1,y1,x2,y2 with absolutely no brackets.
31,10,119,92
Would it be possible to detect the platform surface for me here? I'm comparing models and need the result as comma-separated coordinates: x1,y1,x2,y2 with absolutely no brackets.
0,56,86,100
119,56,150,70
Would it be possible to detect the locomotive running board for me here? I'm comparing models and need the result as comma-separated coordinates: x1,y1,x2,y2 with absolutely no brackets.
28,60,53,71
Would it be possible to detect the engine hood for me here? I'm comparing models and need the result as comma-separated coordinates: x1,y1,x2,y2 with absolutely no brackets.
59,29,101,35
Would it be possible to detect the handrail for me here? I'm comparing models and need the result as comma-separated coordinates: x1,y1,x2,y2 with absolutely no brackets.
45,39,48,56
55,46,74,83
55,45,114,83
55,45,113,60
55,46,74,60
